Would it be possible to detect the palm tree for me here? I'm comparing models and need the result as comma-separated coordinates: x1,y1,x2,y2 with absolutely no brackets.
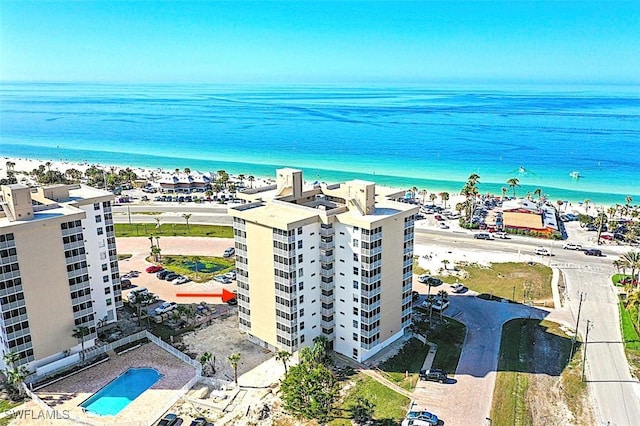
437,290,448,320
182,213,192,234
411,186,418,200
228,353,241,384
134,293,155,328
184,167,191,175
534,188,542,201
584,199,591,212
248,175,255,189
429,193,437,205
440,192,450,209
501,187,508,200
238,174,246,185
72,326,90,361
419,189,428,204
45,161,52,172
594,211,608,245
276,350,292,373
467,173,480,186
621,251,640,285
192,256,201,280
3,351,27,399
442,259,450,270
506,178,520,198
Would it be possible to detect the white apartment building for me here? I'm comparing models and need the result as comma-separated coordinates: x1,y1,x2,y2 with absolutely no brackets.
229,169,418,362
0,184,122,372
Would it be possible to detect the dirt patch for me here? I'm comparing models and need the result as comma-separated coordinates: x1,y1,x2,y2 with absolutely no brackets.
526,323,595,425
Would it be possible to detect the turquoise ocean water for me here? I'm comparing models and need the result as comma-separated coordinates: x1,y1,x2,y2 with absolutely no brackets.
1,83,639,205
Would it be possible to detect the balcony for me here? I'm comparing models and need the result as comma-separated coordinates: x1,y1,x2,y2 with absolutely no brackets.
321,306,335,317
273,247,295,259
360,325,380,338
320,252,335,263
360,246,382,257
360,259,382,270
360,286,381,299
273,233,296,244
360,274,381,285
360,312,381,324
319,226,334,237
360,300,381,311
320,266,334,277
275,288,297,300
274,275,296,287
319,240,334,250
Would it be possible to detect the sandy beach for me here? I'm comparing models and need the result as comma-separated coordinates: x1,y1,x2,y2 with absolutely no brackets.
1,155,612,217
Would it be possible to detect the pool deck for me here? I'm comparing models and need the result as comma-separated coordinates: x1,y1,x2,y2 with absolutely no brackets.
28,343,196,425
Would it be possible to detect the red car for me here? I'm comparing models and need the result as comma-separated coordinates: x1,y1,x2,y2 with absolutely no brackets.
146,265,163,273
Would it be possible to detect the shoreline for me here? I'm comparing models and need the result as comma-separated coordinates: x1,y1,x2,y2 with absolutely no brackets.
1,154,626,217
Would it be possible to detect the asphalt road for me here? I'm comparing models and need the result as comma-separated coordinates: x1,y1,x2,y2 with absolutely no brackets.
112,203,639,424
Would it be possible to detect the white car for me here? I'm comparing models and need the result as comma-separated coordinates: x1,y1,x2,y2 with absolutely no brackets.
494,232,509,239
438,221,449,229
417,274,431,283
223,247,235,258
563,243,582,250
214,275,232,284
421,299,450,312
224,270,237,280
535,247,551,256
172,276,190,285
154,302,177,315
450,283,467,293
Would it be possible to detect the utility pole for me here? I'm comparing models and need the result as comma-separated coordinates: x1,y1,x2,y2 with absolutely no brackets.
569,292,585,361
582,319,592,382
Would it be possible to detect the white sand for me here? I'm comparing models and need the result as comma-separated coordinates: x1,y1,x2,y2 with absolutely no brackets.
0,155,608,215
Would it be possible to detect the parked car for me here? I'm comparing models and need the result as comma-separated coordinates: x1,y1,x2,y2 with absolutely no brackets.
157,413,180,426
535,247,551,256
164,272,179,282
474,233,492,240
417,274,431,284
146,265,163,273
563,243,583,250
154,302,178,315
120,278,132,289
223,247,235,258
419,368,448,383
172,276,191,285
412,291,420,300
422,299,449,311
438,221,449,229
584,249,603,256
494,232,509,239
450,283,467,293
404,410,439,426
214,275,232,284
426,277,443,286
189,418,207,426
224,270,237,280
157,270,172,280
227,298,238,306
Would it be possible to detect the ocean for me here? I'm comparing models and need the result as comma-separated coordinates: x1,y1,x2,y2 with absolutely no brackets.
1,82,639,205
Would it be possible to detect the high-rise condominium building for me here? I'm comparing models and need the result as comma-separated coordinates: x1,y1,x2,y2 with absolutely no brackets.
229,169,418,362
0,184,122,371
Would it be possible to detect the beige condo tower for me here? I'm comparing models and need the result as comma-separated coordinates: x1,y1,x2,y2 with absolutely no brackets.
230,169,418,362
0,184,122,376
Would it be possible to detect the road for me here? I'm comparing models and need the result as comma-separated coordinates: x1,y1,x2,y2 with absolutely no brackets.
113,203,639,424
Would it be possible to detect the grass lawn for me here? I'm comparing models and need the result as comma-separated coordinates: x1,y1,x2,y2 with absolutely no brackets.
617,295,640,378
329,373,410,426
378,318,466,390
156,255,235,283
378,338,427,390
115,223,233,238
490,319,579,426
437,262,553,306
413,256,429,275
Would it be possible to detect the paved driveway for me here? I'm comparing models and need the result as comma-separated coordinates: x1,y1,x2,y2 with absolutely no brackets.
412,293,549,425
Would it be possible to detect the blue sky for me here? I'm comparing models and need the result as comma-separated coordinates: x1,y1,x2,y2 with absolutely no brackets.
1,1,639,84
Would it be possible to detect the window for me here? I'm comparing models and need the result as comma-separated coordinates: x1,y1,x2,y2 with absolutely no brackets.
353,281,359,289
298,268,303,277
97,227,104,236
101,264,108,271
353,267,359,275
102,275,109,283
298,282,304,291
93,202,100,211
300,308,304,317
353,348,358,357
299,295,304,304
297,240,303,249
106,298,112,306
95,215,102,223
300,334,305,343
353,239,359,248
353,295,358,302
300,322,305,330
353,333,358,341
353,253,358,261
298,254,303,263
353,307,359,315
100,252,107,260
104,287,111,294
297,227,302,235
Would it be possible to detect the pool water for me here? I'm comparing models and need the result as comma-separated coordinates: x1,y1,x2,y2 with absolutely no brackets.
80,367,163,416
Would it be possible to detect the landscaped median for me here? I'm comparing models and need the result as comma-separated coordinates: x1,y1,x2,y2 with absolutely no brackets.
490,319,594,426
115,223,233,238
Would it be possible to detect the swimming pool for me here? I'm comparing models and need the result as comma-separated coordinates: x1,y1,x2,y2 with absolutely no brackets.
80,367,163,416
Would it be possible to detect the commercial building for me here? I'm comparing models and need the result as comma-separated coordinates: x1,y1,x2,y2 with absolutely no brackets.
229,169,418,362
502,199,561,237
0,184,122,373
